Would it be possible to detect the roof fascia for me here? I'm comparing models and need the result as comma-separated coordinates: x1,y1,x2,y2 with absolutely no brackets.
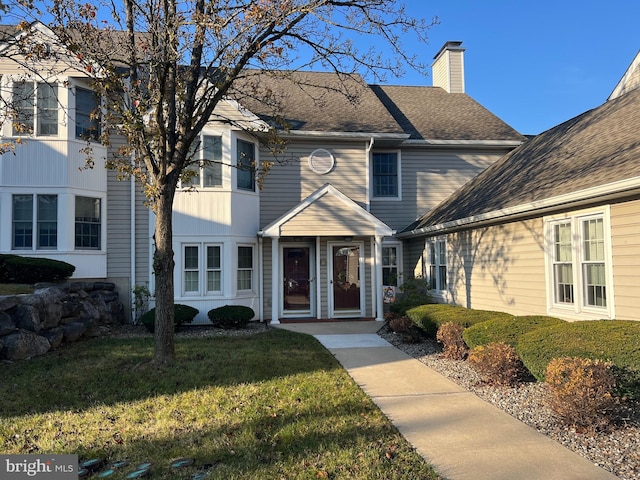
609,49,640,101
280,130,409,141
398,176,640,238
401,139,524,148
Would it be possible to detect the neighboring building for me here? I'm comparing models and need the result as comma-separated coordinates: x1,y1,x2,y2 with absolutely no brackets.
399,50,640,322
0,25,525,323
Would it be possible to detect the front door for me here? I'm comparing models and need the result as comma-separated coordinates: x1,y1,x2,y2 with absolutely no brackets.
330,243,364,317
282,246,314,316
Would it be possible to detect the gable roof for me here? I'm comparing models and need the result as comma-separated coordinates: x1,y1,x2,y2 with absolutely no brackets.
400,85,640,237
370,85,525,142
260,183,393,238
233,71,406,136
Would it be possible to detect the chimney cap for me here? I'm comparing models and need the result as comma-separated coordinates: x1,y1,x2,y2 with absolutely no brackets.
433,41,465,60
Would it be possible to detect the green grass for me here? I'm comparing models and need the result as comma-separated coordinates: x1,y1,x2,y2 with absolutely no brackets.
0,329,439,479
0,283,34,294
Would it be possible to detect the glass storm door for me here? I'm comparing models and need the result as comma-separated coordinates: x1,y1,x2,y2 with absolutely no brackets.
332,245,361,313
283,247,312,313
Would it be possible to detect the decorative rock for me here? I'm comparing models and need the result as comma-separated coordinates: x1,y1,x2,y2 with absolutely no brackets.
12,305,41,332
40,303,63,329
40,327,64,348
2,330,50,360
62,321,87,342
0,311,17,336
0,295,20,311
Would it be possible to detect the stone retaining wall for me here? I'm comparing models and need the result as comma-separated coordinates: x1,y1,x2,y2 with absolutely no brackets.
0,282,125,361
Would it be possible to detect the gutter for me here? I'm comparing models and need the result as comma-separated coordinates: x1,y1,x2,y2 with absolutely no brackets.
398,176,640,238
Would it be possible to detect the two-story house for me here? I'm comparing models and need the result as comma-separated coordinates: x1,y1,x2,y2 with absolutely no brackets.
0,25,525,323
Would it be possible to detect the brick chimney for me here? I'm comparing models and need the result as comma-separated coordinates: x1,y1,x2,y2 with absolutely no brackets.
432,41,466,93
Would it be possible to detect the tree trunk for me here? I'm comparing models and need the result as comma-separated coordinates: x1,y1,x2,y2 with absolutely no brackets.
152,185,176,365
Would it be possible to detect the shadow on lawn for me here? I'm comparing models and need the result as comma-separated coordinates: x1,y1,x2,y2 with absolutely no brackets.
1,329,338,417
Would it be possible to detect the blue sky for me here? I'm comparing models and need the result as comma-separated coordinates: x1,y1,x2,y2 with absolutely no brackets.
382,1,640,135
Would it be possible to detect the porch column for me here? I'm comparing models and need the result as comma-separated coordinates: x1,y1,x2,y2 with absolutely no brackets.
271,236,280,324
374,235,384,321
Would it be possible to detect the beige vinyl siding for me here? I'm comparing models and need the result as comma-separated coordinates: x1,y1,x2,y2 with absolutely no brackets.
281,195,376,236
371,148,507,232
610,199,640,321
445,219,547,316
260,140,368,229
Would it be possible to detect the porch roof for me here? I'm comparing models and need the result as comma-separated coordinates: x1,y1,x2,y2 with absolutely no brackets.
259,184,393,238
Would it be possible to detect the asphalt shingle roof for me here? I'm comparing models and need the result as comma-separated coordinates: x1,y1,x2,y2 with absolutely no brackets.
404,86,640,232
370,85,524,141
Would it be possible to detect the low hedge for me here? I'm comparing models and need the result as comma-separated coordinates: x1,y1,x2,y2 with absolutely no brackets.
208,305,255,329
517,320,640,397
0,254,75,283
463,315,565,349
406,304,513,337
140,304,199,333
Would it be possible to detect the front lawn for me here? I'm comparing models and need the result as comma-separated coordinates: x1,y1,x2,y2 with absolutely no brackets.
0,329,439,479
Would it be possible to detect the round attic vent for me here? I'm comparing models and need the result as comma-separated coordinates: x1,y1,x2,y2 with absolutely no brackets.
308,148,335,174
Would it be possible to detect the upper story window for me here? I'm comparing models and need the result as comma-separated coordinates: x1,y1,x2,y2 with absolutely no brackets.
237,139,255,191
12,81,58,136
547,210,612,316
372,152,399,199
75,87,101,141
183,135,223,188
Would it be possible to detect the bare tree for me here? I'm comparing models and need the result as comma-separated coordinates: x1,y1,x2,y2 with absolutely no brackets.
3,0,436,364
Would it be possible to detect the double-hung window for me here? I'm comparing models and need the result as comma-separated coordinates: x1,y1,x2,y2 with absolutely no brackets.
547,210,611,317
382,246,399,286
427,238,447,291
183,135,223,189
12,194,58,250
182,244,223,296
75,87,101,141
237,139,255,191
75,197,101,250
12,81,58,136
237,246,254,291
372,152,399,198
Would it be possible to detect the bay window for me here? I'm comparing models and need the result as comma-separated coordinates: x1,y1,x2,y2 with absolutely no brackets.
12,81,58,136
12,194,57,250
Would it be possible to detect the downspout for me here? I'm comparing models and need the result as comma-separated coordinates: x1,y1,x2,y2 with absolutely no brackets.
258,234,264,323
130,154,137,323
365,137,374,212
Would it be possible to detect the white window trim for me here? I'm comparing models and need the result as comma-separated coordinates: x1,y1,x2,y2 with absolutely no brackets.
234,135,259,193
9,79,60,138
382,241,403,287
180,242,225,298
180,132,226,190
544,206,615,320
426,236,449,301
370,150,402,201
236,243,255,293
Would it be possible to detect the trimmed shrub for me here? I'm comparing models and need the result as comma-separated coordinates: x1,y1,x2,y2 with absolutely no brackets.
436,322,468,360
517,320,640,393
545,357,616,428
140,304,198,333
467,342,527,386
0,254,75,283
387,314,413,334
406,304,513,338
389,276,431,315
463,315,565,349
208,305,255,329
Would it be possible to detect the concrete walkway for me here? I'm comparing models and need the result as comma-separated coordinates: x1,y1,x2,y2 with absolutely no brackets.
275,321,619,480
